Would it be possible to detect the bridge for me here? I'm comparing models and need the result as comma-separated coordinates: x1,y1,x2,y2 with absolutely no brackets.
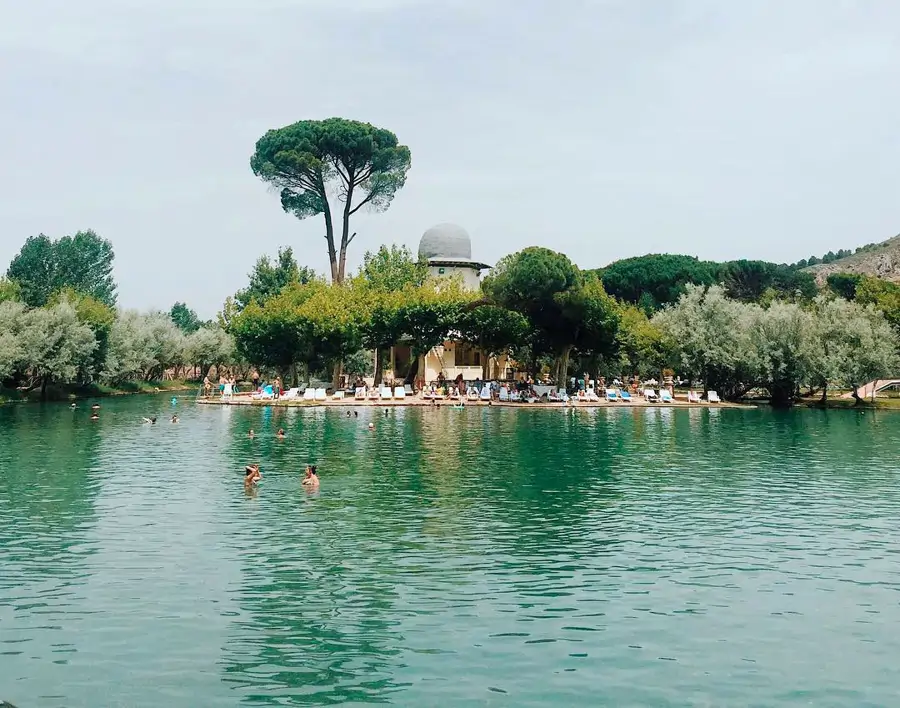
840,379,900,400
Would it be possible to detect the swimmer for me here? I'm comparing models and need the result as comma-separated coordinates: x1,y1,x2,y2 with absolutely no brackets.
244,464,261,486
353,411,358,418
384,408,389,416
276,428,285,439
347,411,351,418
302,465,319,488
368,422,374,430
142,416,157,424
171,414,179,423
91,403,100,411
70,402,77,410
90,413,99,421
248,429,255,439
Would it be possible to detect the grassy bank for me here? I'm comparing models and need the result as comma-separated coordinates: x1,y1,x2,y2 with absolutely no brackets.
0,379,198,405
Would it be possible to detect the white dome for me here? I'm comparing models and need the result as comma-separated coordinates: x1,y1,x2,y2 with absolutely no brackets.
418,223,472,261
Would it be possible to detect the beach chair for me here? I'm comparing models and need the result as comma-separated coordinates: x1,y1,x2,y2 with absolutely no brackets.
303,388,316,401
314,388,327,401
548,389,561,402
498,386,509,402
644,388,658,402
404,384,414,396
368,387,380,400
394,386,405,399
422,387,434,400
355,387,366,400
660,389,674,403
479,386,491,401
332,390,345,400
380,386,392,400
687,391,700,403
619,389,633,403
466,388,479,401
605,388,619,402
509,390,520,402
707,390,721,403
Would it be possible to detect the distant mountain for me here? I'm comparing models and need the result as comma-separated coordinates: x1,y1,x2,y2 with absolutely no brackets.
804,234,900,284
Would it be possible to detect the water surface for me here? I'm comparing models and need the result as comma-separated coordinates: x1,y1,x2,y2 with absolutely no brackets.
1,397,899,706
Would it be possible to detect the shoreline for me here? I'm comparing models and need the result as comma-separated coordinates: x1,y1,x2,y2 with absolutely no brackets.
0,380,197,406
197,395,748,410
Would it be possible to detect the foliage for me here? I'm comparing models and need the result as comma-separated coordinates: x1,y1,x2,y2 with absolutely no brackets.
0,278,21,304
17,301,98,391
170,302,202,333
457,305,530,362
184,326,234,375
615,304,670,378
597,254,719,310
103,311,187,383
7,230,116,307
721,260,816,303
250,118,412,282
0,301,26,381
234,247,316,310
854,276,900,331
360,244,428,292
48,289,116,381
825,273,862,301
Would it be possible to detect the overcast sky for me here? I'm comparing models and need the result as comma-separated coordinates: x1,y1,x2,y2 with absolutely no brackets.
1,0,898,315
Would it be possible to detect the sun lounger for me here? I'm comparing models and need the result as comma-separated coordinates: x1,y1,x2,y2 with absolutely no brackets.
380,386,392,400
584,389,599,402
404,384,414,396
422,388,434,400
281,387,300,400
605,388,618,402
368,388,380,400
509,391,520,402
303,388,316,401
394,386,406,399
660,389,674,403
644,388,658,402
314,388,327,401
480,386,491,401
707,390,721,403
332,390,345,400
466,389,479,401
619,389,633,402
355,387,366,400
687,391,700,403
499,387,509,402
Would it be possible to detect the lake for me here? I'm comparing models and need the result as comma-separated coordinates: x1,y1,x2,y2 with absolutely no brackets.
1,396,899,706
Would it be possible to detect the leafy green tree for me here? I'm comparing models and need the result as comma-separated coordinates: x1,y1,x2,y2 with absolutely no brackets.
360,244,428,292
457,305,531,379
103,311,186,383
49,289,116,381
0,301,26,381
722,260,816,303
7,230,116,307
854,276,900,331
184,326,234,378
826,273,862,301
0,278,21,303
597,254,719,310
251,118,412,283
235,247,315,310
170,302,202,333
18,301,98,397
748,301,811,406
615,303,670,379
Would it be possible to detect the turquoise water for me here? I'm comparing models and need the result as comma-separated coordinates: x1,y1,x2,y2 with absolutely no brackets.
1,397,899,706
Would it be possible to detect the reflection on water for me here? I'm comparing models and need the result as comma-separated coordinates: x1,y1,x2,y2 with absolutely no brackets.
2,399,900,706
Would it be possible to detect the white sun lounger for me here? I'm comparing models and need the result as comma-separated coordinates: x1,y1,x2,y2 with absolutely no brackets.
605,388,619,402
480,386,491,401
660,389,674,403
707,390,721,403
466,389,479,401
303,388,316,401
332,390,345,400
380,386,392,400
687,391,701,403
355,387,366,400
314,388,327,401
644,388,658,402
394,386,405,399
499,387,509,402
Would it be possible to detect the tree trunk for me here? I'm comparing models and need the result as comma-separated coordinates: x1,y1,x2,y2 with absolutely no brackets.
322,192,338,283
332,361,343,391
851,384,864,405
555,346,572,385
820,383,827,404
337,180,354,283
373,348,383,386
40,376,48,401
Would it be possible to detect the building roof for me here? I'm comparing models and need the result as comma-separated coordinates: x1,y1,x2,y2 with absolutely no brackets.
418,223,490,270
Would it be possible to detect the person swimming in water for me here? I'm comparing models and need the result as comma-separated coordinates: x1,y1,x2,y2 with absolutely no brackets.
91,403,100,410
245,464,261,487
90,412,99,420
142,416,157,424
302,465,319,489
70,402,77,409
347,411,351,418
276,428,285,439
248,429,255,439
354,411,358,418
171,414,179,423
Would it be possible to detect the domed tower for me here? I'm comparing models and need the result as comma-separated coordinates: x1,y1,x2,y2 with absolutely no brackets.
418,223,490,291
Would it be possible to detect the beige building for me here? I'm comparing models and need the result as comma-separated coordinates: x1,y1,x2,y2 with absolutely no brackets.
387,224,511,386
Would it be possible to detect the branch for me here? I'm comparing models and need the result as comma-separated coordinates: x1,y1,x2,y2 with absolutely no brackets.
346,232,357,246
348,190,378,216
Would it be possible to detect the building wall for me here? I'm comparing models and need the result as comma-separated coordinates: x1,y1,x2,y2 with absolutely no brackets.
427,265,482,291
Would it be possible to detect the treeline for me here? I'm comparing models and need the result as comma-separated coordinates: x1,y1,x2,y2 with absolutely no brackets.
224,245,899,404
1,231,235,397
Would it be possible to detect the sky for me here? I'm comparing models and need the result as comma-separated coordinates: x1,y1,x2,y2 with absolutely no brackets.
1,0,899,316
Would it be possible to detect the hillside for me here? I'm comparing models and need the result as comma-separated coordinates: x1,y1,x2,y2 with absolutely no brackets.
805,234,900,284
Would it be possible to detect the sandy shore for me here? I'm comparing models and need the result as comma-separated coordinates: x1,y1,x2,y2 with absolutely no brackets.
197,395,745,409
